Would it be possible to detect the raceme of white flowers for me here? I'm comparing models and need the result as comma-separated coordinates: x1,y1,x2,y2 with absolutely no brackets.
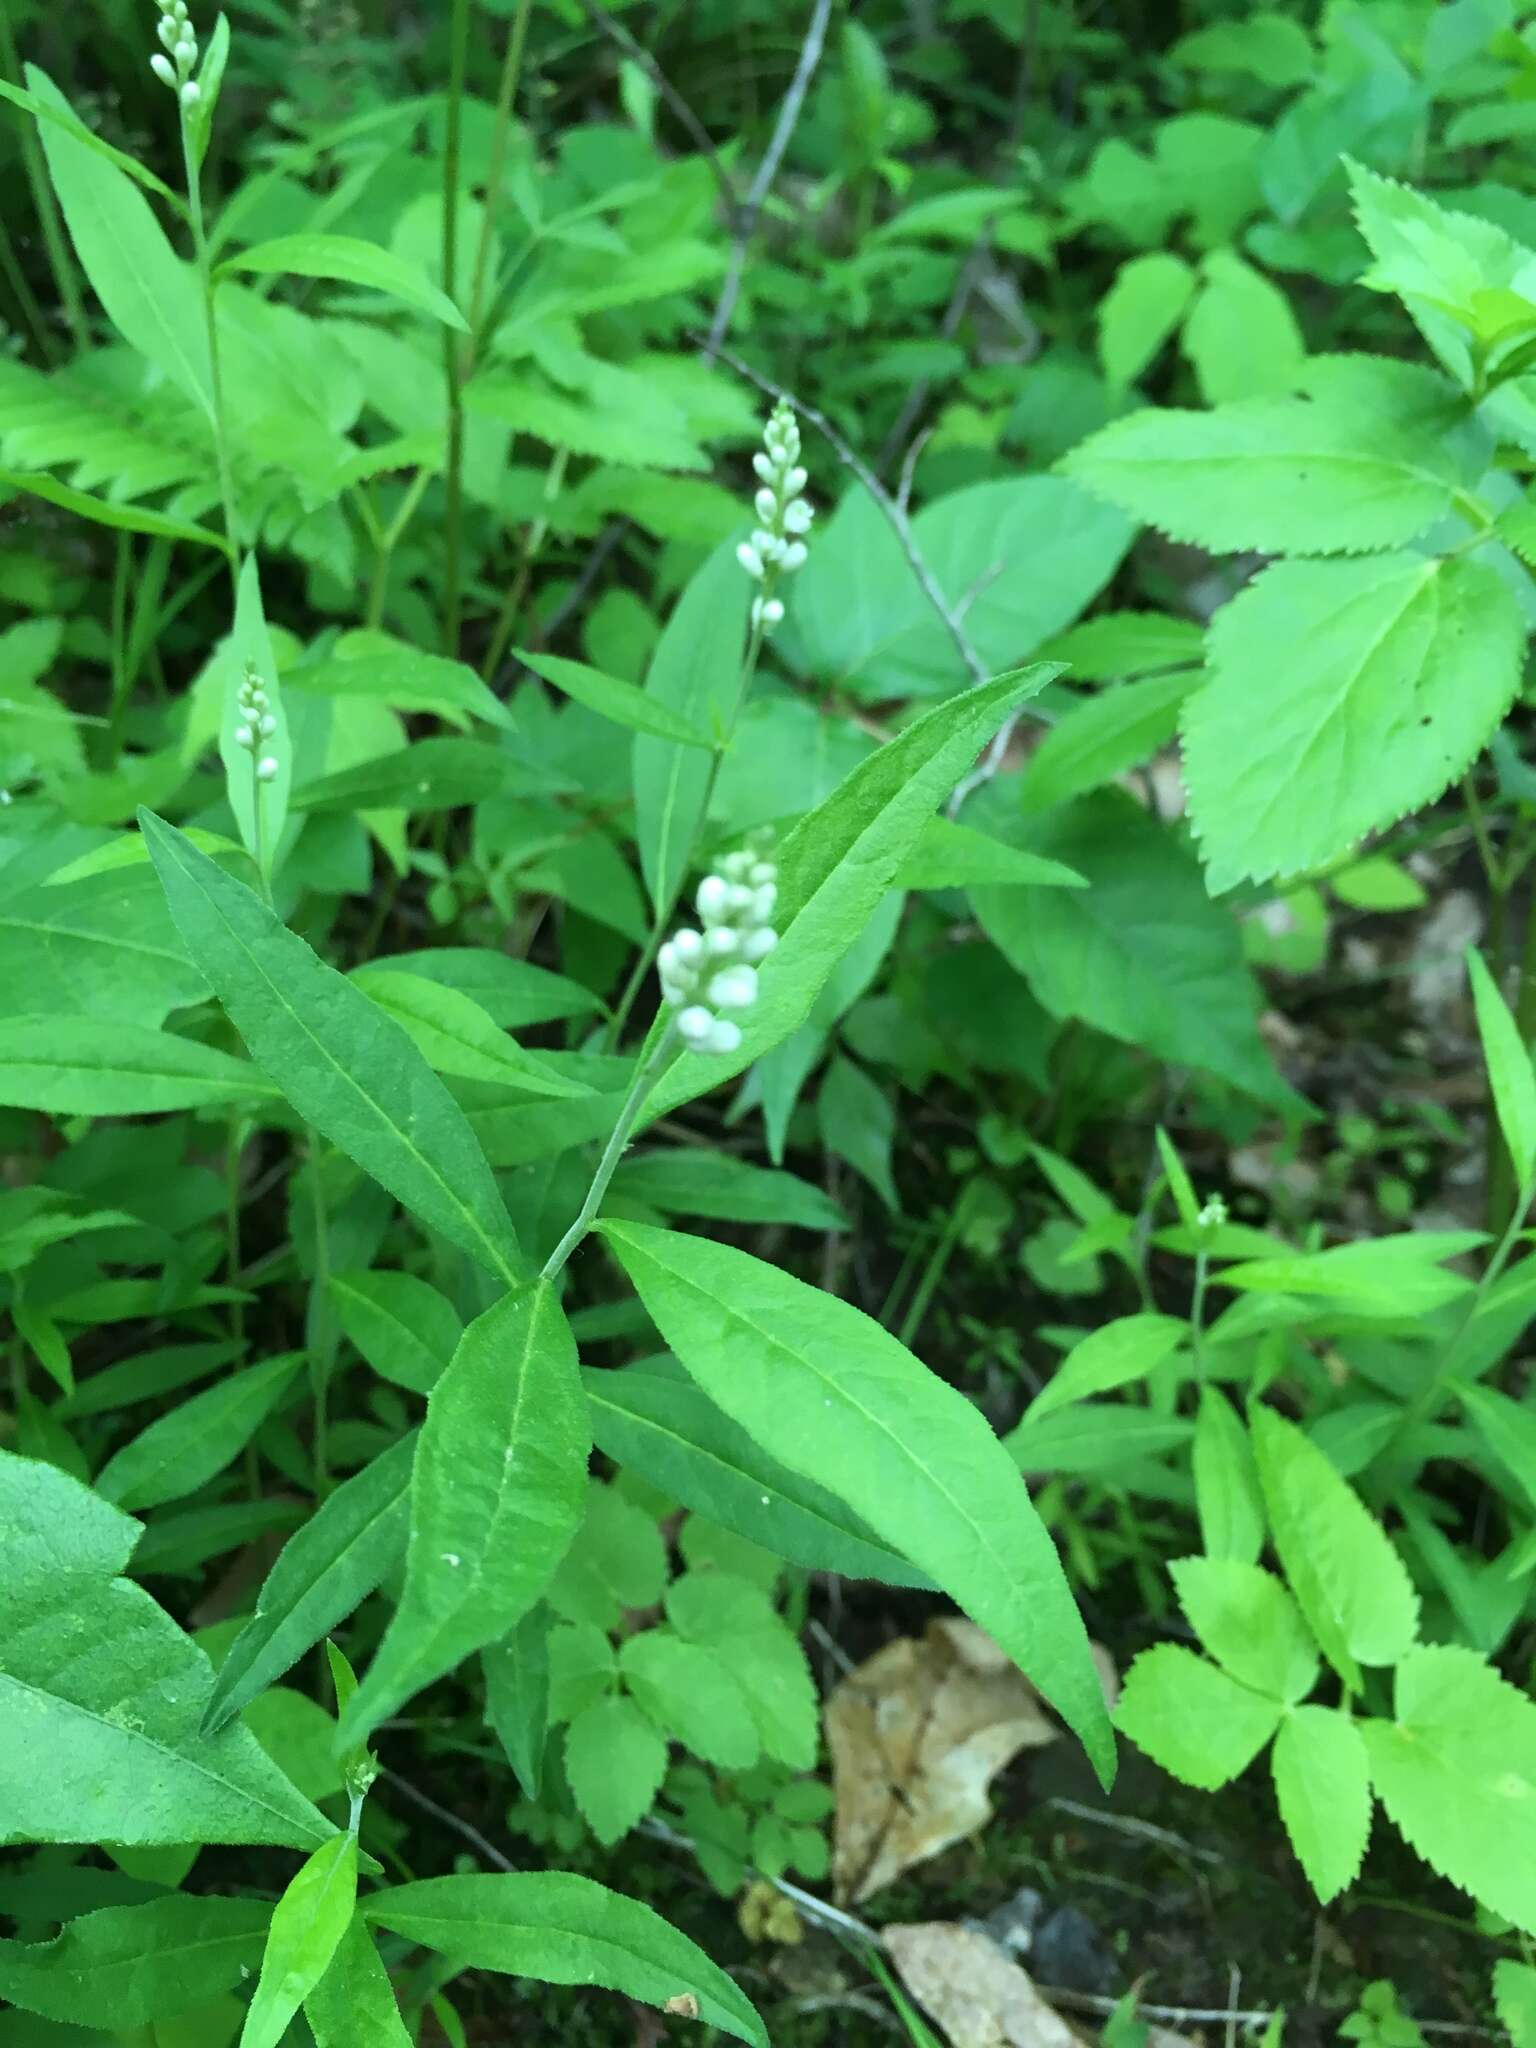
658,847,778,1055
234,663,279,783
736,401,813,633
150,0,202,105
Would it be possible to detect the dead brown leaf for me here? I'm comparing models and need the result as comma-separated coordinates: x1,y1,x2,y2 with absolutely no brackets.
825,1618,1058,1903
885,1923,1087,2048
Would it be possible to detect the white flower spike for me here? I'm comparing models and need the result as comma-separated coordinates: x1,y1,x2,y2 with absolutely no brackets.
658,839,778,1055
149,0,199,99
738,401,813,635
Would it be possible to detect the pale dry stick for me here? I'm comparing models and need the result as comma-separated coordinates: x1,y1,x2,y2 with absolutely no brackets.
703,0,835,356
1045,1988,1499,2039
576,0,735,210
877,228,997,478
379,1767,518,1874
1044,1795,1222,1866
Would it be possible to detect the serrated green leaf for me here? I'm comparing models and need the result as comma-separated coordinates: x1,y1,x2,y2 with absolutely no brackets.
619,1632,760,1768
1193,1387,1265,1564
1018,670,1198,815
1184,553,1523,892
565,1695,668,1843
1181,248,1305,405
666,1570,817,1770
1170,1558,1318,1701
600,1221,1113,1786
1064,357,1478,555
140,811,522,1283
220,233,468,330
1364,1644,1536,1933
239,1832,358,2048
1271,1706,1371,1904
203,1433,416,1733
1114,1643,1281,1789
0,1896,269,2028
95,1353,303,1513
338,1283,588,1747
1251,1404,1419,1690
362,1872,766,2046
1494,1959,1536,2047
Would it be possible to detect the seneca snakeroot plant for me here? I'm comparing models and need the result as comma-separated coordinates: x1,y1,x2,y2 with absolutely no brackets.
150,0,201,104
738,400,813,633
658,846,779,1056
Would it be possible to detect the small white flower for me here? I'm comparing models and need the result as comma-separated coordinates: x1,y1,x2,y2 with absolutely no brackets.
750,595,785,630
705,1017,742,1054
696,874,731,923
741,927,777,961
709,964,758,1011
150,51,176,84
181,79,201,106
233,723,253,750
779,540,807,572
782,498,813,535
754,487,777,523
676,1005,717,1048
258,713,276,736
704,925,738,957
736,541,763,580
256,756,279,783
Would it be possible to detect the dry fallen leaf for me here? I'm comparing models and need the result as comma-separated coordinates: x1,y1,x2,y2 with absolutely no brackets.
662,1993,701,2018
825,1617,1058,1903
885,1922,1087,2048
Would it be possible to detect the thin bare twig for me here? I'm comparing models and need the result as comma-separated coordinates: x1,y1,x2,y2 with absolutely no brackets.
1043,1987,1500,2039
1043,1796,1222,1866
699,338,994,695
704,0,834,355
576,0,735,209
878,227,995,476
379,1768,519,1873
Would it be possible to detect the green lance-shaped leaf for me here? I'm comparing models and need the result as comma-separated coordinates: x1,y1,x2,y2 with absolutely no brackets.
26,67,212,415
633,537,752,915
204,1432,417,1732
0,1896,271,2029
1251,1403,1419,1692
1468,948,1536,1192
1184,552,1524,893
599,1222,1113,1787
305,1913,413,2048
0,1447,335,1851
330,1270,461,1396
645,664,1057,1125
219,558,291,890
240,1831,359,2048
484,1604,551,1802
362,1872,767,2047
0,1017,276,1115
583,1366,931,1586
140,811,523,1283
518,647,714,747
95,1352,304,1512
217,233,469,330
337,1283,589,1748
1025,1312,1187,1423
0,468,229,552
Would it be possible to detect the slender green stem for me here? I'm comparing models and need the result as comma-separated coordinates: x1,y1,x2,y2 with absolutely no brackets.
467,0,534,349
179,110,242,590
1189,1245,1211,1382
307,1123,334,1499
0,0,86,353
1395,1176,1536,1449
366,465,434,629
0,210,55,361
606,610,770,1048
480,445,568,684
440,0,472,655
542,1023,679,1280
106,533,131,765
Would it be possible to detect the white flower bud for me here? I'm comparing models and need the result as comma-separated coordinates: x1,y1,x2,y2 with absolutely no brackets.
754,487,777,523
779,540,808,573
181,78,201,106
233,724,253,750
150,52,176,85
676,1005,717,1048
741,927,778,961
256,756,279,782
705,1016,743,1054
258,713,276,736
748,860,776,886
785,465,808,494
704,925,738,957
751,882,777,923
736,541,763,580
782,498,813,534
158,16,178,44
752,452,775,483
709,964,758,1011
175,36,196,64
671,927,705,963
750,595,785,629
696,875,731,923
